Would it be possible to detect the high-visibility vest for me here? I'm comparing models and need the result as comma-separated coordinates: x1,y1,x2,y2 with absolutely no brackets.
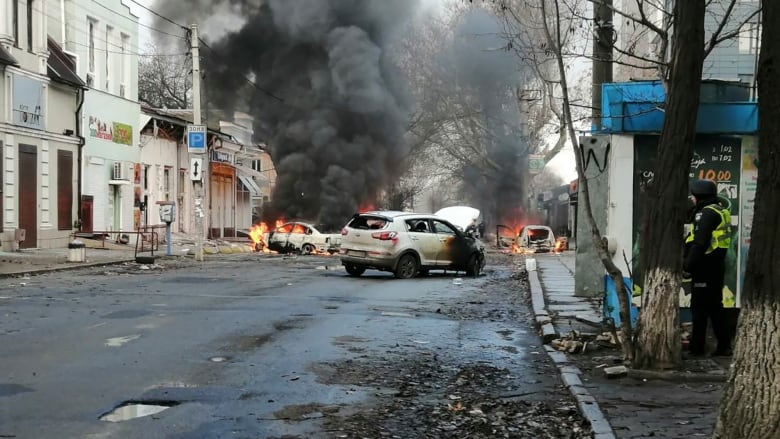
685,204,731,253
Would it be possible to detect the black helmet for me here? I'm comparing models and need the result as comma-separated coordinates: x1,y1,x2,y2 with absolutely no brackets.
691,179,717,197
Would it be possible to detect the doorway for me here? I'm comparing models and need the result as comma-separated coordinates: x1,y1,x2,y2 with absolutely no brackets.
18,144,37,248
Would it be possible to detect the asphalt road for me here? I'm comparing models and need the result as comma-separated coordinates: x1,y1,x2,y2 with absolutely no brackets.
0,253,578,438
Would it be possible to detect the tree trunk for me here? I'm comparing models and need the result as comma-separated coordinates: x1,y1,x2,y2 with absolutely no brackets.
713,4,780,437
632,0,706,370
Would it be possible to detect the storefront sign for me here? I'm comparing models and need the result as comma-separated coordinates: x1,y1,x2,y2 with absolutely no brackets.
210,149,235,164
12,74,45,130
89,116,134,145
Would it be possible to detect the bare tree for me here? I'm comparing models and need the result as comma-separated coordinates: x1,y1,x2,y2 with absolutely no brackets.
138,43,192,109
713,4,780,437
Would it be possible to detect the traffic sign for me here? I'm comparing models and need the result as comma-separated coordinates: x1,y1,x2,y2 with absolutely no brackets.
190,158,203,181
187,124,207,153
529,154,546,174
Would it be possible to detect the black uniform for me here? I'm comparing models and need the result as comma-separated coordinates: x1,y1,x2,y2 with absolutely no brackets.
683,195,730,356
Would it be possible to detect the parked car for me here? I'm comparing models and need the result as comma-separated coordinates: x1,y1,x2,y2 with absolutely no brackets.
339,211,486,279
267,222,341,254
516,225,556,253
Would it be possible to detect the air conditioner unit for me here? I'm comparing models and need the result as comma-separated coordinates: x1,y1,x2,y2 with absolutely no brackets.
112,162,126,180
86,72,94,87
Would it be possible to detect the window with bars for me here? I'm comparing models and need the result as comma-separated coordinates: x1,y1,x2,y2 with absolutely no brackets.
163,167,171,201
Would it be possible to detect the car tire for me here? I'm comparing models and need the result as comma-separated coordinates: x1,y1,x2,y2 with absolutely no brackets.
345,264,366,277
301,243,315,255
465,253,481,277
394,254,419,279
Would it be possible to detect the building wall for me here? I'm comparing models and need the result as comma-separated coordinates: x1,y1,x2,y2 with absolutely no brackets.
0,0,81,250
138,132,179,232
613,0,760,85
605,135,635,273
575,135,611,297
45,0,141,235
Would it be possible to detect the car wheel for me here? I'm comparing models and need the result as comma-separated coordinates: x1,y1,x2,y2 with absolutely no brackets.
301,243,315,255
465,253,481,277
345,264,366,277
394,254,419,279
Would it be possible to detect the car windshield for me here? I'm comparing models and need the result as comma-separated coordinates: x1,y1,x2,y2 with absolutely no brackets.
348,215,389,230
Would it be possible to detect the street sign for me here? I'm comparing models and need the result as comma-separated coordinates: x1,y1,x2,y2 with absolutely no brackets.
529,154,546,174
187,124,207,153
190,158,203,181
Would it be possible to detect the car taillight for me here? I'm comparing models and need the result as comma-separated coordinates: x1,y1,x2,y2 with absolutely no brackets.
371,231,397,241
341,228,348,236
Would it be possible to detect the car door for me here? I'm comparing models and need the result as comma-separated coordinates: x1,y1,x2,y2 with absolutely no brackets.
287,223,308,250
432,220,465,266
405,219,440,265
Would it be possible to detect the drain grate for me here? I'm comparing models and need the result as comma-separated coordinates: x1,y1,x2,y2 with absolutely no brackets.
99,401,179,422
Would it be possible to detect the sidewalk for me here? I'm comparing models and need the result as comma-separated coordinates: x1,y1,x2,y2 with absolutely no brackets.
529,253,728,439
0,234,256,278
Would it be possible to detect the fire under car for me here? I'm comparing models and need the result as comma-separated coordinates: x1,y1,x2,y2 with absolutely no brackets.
266,222,341,254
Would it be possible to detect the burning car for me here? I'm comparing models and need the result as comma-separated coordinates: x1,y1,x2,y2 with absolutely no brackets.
266,222,341,254
516,225,556,253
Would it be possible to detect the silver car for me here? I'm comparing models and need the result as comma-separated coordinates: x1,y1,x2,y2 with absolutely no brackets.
339,211,486,279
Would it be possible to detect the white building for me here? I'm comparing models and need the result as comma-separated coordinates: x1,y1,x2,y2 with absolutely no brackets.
0,0,84,250
47,0,141,236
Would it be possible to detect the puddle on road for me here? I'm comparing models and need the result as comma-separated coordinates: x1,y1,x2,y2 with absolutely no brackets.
100,401,178,422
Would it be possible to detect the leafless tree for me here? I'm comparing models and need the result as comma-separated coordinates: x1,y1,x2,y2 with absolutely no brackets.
138,43,192,109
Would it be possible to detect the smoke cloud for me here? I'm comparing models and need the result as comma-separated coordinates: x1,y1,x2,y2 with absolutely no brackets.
154,0,416,229
448,9,529,227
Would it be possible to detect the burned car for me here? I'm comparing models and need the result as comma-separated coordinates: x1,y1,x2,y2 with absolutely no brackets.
516,225,556,253
267,222,341,254
339,211,486,279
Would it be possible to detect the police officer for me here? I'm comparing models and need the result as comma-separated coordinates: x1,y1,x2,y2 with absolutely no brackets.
683,179,732,356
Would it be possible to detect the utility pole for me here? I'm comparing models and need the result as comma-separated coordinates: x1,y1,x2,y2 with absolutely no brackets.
191,24,206,262
592,0,613,131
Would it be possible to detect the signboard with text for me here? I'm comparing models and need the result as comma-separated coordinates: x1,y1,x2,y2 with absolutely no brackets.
12,74,45,130
187,125,207,154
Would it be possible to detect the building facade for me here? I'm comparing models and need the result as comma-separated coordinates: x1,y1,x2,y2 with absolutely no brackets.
613,0,761,90
0,0,84,250
47,0,141,236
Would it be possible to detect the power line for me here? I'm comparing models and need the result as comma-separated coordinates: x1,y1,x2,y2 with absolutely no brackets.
124,0,189,31
87,0,187,40
66,40,187,57
197,38,284,102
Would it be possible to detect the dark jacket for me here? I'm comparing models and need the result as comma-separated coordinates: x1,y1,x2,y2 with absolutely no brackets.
684,196,728,307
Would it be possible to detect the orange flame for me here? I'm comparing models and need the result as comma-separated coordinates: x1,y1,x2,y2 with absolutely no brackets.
248,223,273,252
358,203,376,213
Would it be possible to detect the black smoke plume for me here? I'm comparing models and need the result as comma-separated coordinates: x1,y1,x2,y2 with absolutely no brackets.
155,0,415,230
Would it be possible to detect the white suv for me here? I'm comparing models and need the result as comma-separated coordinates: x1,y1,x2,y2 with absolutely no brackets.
339,211,486,279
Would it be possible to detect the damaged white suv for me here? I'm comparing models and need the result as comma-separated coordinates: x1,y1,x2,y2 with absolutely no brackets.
339,211,486,279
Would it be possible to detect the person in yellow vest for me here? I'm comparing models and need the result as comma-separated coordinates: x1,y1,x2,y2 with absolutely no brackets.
683,179,732,357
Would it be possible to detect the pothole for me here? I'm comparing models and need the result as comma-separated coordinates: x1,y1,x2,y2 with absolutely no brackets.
99,401,179,422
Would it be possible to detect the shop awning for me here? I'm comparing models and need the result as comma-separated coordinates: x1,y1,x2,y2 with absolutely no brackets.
234,164,270,184
238,174,261,197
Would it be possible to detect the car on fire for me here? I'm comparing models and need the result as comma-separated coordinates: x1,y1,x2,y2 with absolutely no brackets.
516,225,556,253
266,222,341,254
339,211,486,279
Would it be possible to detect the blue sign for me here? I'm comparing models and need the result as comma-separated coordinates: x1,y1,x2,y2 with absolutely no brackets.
187,125,207,153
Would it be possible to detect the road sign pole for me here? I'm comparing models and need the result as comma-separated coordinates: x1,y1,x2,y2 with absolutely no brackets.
190,24,206,262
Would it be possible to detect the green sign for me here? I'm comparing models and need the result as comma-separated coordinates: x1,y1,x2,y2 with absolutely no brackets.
529,155,545,173
113,122,133,145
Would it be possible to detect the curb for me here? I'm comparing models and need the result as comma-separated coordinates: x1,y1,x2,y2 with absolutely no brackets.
526,258,615,439
0,258,135,279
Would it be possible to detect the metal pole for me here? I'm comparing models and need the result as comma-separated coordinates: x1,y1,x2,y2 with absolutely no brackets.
191,24,205,262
